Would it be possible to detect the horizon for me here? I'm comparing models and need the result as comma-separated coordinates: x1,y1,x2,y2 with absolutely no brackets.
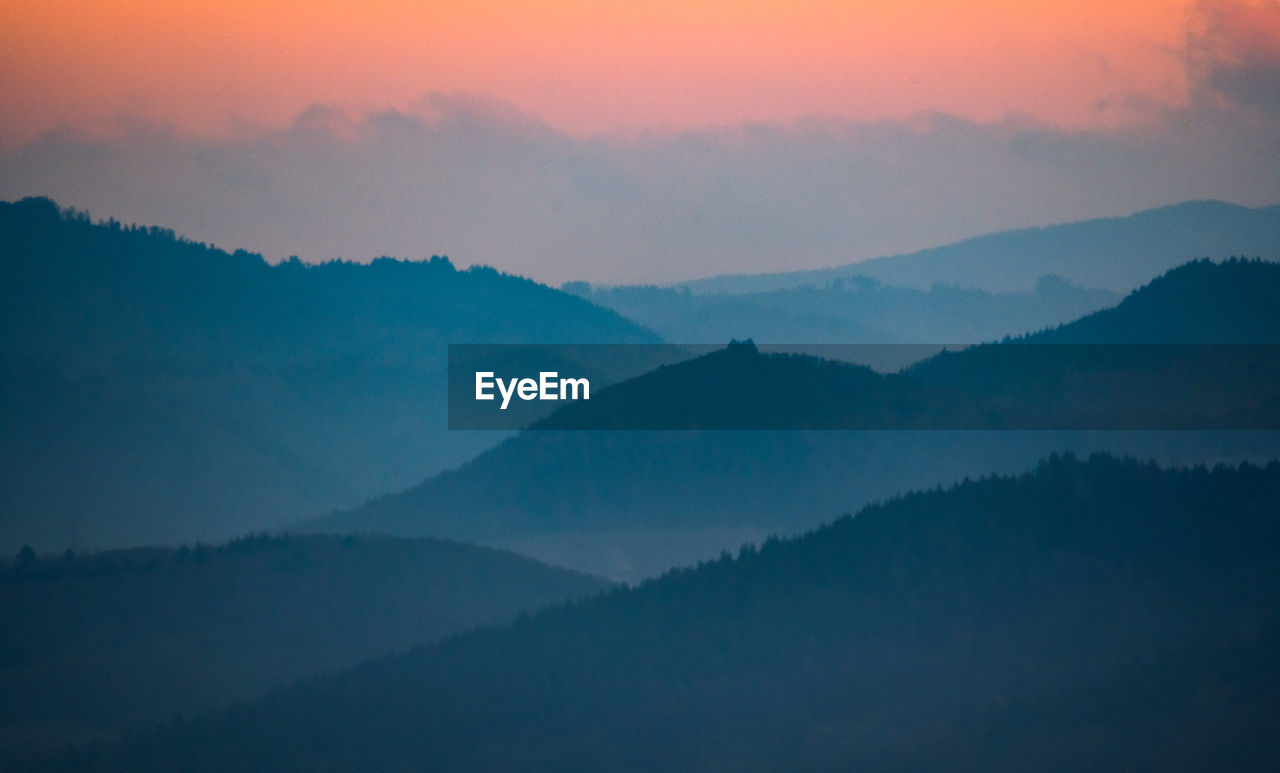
3,0,1278,284
8,194,1280,292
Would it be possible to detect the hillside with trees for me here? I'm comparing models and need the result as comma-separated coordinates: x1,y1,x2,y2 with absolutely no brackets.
0,534,609,765
31,455,1280,772
315,260,1280,580
0,197,661,551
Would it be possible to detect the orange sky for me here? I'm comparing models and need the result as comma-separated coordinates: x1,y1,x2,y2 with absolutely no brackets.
2,0,1192,145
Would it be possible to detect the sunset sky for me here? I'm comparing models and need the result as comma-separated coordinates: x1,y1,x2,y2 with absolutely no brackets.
2,0,1277,283
2,0,1197,142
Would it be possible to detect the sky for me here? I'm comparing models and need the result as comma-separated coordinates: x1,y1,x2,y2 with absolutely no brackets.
2,0,1278,284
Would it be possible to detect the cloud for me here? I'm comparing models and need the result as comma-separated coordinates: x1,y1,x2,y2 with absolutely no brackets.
1188,0,1280,117
2,85,1277,286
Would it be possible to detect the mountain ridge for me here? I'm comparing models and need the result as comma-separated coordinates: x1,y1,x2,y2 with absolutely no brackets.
0,532,611,765
665,199,1280,295
312,259,1280,579
0,196,662,551
36,455,1280,772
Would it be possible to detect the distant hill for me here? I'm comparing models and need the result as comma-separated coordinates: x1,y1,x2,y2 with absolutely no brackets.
903,258,1280,421
532,332,1279,432
312,260,1280,580
0,197,661,551
671,200,1280,294
530,341,991,429
1022,257,1280,343
0,533,609,765
0,198,658,365
37,455,1280,772
575,273,1119,345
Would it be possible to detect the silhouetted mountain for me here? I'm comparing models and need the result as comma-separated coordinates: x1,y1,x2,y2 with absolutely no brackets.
576,273,1119,345
673,200,1280,294
532,335,1279,432
0,533,609,765
0,197,661,551
314,260,1280,579
906,259,1280,418
33,456,1280,772
530,340,992,429
1023,258,1280,343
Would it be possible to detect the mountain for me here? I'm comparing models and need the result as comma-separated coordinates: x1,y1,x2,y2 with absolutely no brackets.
529,340,991,430
571,201,1280,349
33,455,1280,772
0,198,659,365
531,329,1279,432
311,260,1280,580
573,273,1119,345
901,258,1280,423
0,197,662,551
1020,257,1280,343
0,533,609,765
671,200,1280,294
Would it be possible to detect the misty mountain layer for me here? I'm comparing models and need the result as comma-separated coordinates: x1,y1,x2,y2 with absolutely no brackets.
315,260,1280,580
578,201,1280,347
0,197,659,550
673,199,1280,294
0,533,609,765
575,274,1118,345
33,455,1280,772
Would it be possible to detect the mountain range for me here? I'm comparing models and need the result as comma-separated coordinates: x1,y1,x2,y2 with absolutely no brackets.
313,259,1280,580
6,197,1279,575
571,200,1280,346
0,533,609,766
572,273,1119,345
32,454,1280,772
669,199,1280,294
0,197,659,551
5,194,1280,770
